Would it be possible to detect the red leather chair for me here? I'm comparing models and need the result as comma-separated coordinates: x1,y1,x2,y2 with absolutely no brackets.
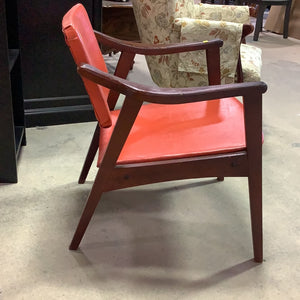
62,4,267,262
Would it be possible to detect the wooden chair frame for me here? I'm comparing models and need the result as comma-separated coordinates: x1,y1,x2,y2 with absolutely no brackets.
79,26,253,184
78,31,224,183
69,31,267,263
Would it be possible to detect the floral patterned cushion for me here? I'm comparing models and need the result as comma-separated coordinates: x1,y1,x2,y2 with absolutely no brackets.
240,44,262,82
131,0,262,87
168,0,195,19
131,0,175,86
175,18,243,84
194,3,250,24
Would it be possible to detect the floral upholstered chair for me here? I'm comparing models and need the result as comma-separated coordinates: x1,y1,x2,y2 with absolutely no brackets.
131,0,262,87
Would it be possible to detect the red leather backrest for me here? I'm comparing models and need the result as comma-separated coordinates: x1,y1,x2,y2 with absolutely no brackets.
62,4,112,128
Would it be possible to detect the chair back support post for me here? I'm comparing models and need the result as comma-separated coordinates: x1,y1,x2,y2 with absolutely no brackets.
107,51,136,110
100,96,143,170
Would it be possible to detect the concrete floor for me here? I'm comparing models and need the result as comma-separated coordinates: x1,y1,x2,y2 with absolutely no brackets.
1,31,299,299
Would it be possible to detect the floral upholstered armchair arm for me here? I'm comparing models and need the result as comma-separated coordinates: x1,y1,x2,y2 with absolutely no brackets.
172,18,243,84
131,0,260,87
194,3,250,24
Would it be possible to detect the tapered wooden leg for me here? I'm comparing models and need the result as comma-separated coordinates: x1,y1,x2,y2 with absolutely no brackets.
283,1,292,39
78,124,100,184
70,171,104,250
245,110,263,262
243,92,264,262
253,5,265,41
248,170,263,263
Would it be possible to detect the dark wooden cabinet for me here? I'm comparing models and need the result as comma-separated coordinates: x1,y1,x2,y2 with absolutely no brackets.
17,0,102,127
14,0,140,127
102,1,139,54
0,0,26,183
1,0,140,182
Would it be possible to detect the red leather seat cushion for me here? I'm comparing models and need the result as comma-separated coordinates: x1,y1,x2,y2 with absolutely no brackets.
98,98,246,166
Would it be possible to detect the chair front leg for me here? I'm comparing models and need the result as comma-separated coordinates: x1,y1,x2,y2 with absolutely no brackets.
70,168,104,250
243,94,263,262
248,162,263,262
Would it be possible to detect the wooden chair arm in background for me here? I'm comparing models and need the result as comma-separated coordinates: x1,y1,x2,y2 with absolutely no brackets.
242,24,254,43
96,32,224,109
94,30,223,55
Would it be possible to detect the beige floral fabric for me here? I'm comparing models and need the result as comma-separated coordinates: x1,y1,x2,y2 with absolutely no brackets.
175,18,243,84
132,0,175,86
194,3,250,24
131,0,261,87
240,44,262,82
168,0,195,19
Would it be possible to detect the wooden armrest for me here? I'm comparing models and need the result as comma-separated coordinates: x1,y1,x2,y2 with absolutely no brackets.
78,64,267,104
94,30,223,55
237,24,254,82
242,24,254,42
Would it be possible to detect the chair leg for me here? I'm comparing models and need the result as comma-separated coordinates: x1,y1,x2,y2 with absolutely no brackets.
78,124,100,184
243,90,263,262
248,169,263,263
253,5,266,41
283,1,292,39
70,170,104,250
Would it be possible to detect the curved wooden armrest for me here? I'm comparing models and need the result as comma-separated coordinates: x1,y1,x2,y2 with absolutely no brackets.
78,64,267,104
94,30,223,55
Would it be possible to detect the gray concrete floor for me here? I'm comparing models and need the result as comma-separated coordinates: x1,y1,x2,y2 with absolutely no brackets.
1,31,299,299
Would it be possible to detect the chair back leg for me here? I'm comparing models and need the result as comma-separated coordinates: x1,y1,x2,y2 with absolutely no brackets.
78,124,100,184
254,4,266,41
283,0,292,38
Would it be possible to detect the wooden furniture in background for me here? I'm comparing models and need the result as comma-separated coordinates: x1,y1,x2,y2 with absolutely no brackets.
245,0,292,41
0,0,26,183
102,1,140,54
265,0,299,39
16,0,139,127
17,0,101,127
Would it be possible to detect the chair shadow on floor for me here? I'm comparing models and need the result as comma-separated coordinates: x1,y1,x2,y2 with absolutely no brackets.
72,252,260,290
67,178,261,288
